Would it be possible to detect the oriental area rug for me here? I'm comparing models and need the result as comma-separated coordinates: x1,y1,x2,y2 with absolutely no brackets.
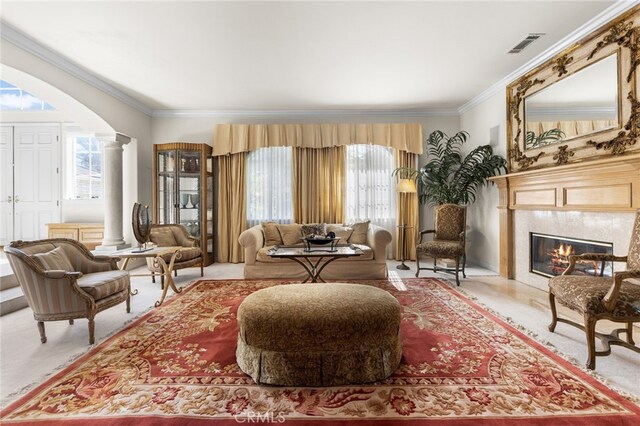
2,278,640,425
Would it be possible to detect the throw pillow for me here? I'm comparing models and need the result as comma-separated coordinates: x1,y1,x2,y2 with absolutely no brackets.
344,220,370,244
302,223,326,238
151,227,178,246
325,224,353,242
262,222,283,246
277,224,303,246
32,246,74,271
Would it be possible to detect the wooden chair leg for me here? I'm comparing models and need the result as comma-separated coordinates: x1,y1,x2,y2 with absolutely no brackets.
627,322,635,345
584,314,597,370
151,274,156,284
462,254,467,278
37,321,46,343
415,253,421,277
548,293,558,332
454,257,460,286
69,319,74,325
126,291,131,314
88,318,96,345
201,262,204,277
174,270,177,277
161,275,165,289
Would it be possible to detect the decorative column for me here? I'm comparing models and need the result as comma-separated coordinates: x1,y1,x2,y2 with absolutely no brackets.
96,132,132,251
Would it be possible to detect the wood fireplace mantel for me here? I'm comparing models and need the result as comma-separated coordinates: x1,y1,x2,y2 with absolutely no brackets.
488,153,640,278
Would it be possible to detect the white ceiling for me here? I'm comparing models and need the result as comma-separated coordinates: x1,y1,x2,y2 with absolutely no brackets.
0,1,618,112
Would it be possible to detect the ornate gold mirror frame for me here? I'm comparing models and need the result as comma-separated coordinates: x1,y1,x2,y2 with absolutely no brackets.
507,6,640,172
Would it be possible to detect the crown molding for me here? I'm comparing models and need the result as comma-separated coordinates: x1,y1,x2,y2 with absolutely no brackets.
151,108,461,119
0,21,154,116
457,0,640,115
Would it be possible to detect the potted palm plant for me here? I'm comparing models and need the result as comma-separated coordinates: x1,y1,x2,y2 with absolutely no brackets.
395,130,507,205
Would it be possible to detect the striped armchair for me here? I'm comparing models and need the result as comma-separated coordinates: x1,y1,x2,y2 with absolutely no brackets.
5,239,130,344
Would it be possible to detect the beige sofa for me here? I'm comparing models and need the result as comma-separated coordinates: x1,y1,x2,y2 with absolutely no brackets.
238,223,392,280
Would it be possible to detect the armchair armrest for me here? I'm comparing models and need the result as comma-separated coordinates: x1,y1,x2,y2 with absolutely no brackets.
174,229,200,248
562,253,627,276
603,269,640,312
417,229,435,245
238,226,264,266
44,270,83,279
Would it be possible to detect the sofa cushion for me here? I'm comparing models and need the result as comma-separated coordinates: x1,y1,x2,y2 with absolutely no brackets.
261,222,283,246
302,223,325,238
32,247,73,271
277,224,303,246
150,227,178,246
326,224,353,242
77,270,129,300
345,220,370,244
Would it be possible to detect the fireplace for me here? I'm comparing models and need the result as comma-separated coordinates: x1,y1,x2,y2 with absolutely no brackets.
530,233,613,278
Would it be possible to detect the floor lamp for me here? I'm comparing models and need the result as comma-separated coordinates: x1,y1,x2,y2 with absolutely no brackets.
396,178,417,270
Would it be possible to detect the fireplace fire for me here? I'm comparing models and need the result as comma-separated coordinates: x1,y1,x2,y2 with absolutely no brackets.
530,233,613,278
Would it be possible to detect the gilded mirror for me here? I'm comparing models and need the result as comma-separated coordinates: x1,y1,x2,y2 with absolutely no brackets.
523,54,619,150
506,7,640,171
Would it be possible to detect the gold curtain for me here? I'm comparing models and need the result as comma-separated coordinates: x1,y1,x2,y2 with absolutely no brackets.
395,150,419,261
293,146,345,224
213,123,423,156
217,152,247,263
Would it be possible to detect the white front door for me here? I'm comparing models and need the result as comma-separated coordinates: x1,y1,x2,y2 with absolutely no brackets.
13,125,60,241
0,126,14,245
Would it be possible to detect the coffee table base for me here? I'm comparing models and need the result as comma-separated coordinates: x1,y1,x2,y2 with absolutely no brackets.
287,255,344,283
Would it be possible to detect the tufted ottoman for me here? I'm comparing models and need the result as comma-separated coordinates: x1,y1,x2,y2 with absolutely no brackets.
236,283,402,386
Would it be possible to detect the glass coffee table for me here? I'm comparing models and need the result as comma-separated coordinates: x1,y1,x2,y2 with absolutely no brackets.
109,246,186,307
267,245,362,283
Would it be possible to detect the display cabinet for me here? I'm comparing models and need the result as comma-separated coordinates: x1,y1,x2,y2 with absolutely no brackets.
153,142,214,266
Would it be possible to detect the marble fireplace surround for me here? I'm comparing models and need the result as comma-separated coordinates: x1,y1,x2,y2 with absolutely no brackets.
514,210,635,291
490,152,640,285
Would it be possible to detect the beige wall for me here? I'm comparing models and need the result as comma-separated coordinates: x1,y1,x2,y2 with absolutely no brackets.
459,90,507,272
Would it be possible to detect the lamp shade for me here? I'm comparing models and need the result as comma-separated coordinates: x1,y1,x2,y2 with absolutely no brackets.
396,179,416,193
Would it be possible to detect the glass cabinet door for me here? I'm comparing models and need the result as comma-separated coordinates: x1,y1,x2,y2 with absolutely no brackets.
157,151,176,224
154,142,214,266
206,156,214,259
177,150,201,237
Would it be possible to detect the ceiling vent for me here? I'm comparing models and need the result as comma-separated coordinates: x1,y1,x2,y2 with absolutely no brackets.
508,33,545,54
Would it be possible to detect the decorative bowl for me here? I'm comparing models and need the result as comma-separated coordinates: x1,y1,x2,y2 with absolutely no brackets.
304,237,339,245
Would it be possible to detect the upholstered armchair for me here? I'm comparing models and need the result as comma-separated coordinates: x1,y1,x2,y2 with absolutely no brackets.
147,224,204,286
5,239,130,344
415,204,467,286
548,211,640,370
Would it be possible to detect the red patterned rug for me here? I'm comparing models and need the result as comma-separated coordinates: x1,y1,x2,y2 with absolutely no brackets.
2,278,639,425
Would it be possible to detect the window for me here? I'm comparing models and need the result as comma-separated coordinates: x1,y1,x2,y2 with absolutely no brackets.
0,80,55,111
246,147,293,227
345,144,396,256
65,135,103,200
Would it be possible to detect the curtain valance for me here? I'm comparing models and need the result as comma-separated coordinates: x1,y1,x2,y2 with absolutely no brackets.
213,123,423,156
